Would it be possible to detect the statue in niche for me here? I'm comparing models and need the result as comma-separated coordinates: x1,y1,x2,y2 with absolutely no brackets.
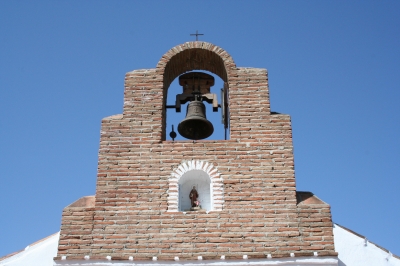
189,186,199,207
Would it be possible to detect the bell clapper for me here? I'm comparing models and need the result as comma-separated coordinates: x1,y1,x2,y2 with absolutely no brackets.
169,125,177,141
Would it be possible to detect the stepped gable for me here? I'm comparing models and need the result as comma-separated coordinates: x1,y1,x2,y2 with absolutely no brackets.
55,42,337,264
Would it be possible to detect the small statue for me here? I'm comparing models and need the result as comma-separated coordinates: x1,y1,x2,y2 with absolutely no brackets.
189,186,199,207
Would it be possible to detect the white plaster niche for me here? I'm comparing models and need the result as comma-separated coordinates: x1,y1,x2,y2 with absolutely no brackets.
168,160,224,212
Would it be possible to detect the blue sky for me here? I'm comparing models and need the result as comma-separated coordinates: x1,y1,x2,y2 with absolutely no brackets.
1,1,399,258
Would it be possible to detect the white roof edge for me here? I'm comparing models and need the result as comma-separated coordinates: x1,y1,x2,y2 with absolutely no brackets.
334,223,400,259
0,232,59,265
53,257,339,266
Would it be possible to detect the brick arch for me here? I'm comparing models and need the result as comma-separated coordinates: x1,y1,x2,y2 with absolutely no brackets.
156,41,237,90
167,160,224,212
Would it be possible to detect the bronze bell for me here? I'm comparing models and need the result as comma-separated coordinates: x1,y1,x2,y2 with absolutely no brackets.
178,100,214,140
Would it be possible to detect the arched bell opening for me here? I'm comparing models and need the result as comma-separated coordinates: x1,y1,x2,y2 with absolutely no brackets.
165,71,228,141
178,170,212,212
156,43,236,141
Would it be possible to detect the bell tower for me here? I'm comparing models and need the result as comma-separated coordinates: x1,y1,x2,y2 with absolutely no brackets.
55,41,338,266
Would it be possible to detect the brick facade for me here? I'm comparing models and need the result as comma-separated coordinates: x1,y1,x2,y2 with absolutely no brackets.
55,42,337,262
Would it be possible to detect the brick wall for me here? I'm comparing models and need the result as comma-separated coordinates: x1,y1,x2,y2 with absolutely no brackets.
56,42,336,261
57,196,95,256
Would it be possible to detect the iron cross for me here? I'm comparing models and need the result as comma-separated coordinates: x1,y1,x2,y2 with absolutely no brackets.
190,30,204,41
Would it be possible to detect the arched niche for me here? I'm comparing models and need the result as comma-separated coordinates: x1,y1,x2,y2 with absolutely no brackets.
167,160,224,212
156,42,237,140
179,170,211,211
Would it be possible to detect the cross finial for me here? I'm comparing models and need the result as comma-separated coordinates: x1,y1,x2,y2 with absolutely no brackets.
190,30,204,41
